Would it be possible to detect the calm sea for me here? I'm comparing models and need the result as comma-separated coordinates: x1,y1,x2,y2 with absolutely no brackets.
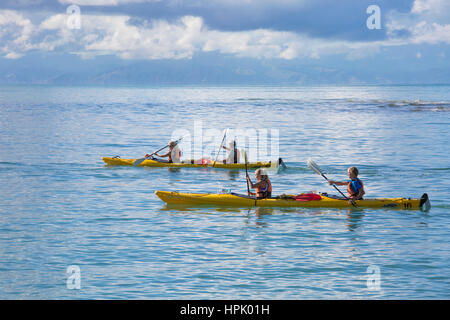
0,85,449,299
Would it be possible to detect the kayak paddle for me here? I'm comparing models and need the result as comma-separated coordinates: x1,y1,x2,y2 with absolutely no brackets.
242,149,251,195
212,129,228,168
134,136,184,166
306,158,357,207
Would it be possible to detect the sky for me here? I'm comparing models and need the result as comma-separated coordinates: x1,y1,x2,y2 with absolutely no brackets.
0,0,449,85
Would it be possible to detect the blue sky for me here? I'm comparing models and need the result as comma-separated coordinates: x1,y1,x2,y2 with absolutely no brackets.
0,0,449,84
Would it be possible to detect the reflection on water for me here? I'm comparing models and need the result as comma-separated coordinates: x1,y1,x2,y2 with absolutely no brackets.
346,209,365,232
254,207,275,217
161,204,252,214
225,170,241,180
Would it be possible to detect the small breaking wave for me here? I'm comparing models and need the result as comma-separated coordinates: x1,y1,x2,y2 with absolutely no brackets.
348,99,450,112
234,97,450,112
380,99,449,109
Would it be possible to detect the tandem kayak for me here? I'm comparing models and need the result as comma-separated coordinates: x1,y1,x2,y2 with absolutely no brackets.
103,156,285,169
155,191,431,210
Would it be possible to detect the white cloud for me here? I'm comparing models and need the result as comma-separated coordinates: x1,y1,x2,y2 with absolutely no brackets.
2,9,378,60
0,2,448,61
411,0,450,16
412,0,435,13
167,0,305,8
386,0,450,44
0,10,35,59
57,0,158,6
410,21,450,44
81,15,204,59
4,51,25,59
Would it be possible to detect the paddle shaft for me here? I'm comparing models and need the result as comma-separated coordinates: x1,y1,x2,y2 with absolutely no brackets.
149,144,170,157
320,172,357,207
244,152,250,195
213,129,227,168
307,158,356,207
152,136,184,156
134,137,184,166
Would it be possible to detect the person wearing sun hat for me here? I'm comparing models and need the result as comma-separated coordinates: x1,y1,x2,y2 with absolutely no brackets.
152,140,182,163
246,168,272,199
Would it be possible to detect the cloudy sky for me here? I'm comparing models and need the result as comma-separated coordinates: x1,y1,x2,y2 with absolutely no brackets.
0,0,449,84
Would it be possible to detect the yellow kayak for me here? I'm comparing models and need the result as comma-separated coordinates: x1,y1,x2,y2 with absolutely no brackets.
102,156,282,169
155,191,430,210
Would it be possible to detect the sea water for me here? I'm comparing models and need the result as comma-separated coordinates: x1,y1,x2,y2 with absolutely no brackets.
0,85,449,299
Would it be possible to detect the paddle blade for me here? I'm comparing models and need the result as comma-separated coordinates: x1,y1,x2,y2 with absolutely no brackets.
241,149,248,164
241,149,250,194
133,157,147,166
213,128,228,168
307,158,323,176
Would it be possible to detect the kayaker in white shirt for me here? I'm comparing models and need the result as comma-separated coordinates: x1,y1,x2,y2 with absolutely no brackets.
153,141,181,163
222,141,240,164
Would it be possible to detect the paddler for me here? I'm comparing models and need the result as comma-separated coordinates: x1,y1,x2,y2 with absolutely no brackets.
150,141,182,163
222,140,240,164
328,166,365,203
246,168,272,199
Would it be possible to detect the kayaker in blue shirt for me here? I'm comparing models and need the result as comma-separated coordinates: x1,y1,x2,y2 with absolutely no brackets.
328,166,365,204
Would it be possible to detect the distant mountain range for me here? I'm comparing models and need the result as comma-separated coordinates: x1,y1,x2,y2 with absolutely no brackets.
0,52,449,85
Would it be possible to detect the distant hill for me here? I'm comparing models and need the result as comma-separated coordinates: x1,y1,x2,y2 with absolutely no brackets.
0,52,449,86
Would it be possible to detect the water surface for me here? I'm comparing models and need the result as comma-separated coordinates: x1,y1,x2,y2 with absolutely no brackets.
0,85,449,299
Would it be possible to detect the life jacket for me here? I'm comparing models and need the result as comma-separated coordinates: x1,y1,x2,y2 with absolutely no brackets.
347,178,363,197
256,179,272,199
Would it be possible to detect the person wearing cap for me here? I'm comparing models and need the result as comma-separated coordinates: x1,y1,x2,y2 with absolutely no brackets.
246,168,272,199
222,140,240,164
152,141,182,163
